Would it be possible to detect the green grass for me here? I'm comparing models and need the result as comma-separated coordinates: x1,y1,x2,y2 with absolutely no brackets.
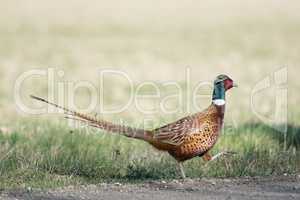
0,120,299,189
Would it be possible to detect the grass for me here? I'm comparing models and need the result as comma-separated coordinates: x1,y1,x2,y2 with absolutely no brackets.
0,120,299,189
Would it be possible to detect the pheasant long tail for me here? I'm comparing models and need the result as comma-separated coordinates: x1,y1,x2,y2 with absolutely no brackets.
30,95,151,141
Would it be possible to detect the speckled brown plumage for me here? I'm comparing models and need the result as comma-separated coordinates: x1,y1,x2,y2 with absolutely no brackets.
149,104,225,162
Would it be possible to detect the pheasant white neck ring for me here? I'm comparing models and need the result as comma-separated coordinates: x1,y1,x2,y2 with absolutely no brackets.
213,99,225,106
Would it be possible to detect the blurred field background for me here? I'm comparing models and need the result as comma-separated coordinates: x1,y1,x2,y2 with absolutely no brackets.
0,0,300,188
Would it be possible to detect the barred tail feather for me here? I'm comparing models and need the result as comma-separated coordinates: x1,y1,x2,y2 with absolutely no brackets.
30,95,151,141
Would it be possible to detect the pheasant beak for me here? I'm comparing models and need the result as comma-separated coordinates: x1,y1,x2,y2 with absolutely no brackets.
232,82,238,88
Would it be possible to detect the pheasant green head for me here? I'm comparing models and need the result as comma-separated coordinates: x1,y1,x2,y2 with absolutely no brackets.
212,74,237,105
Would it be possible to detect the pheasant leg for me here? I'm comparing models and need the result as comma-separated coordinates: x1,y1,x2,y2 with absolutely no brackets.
203,151,236,162
178,162,186,179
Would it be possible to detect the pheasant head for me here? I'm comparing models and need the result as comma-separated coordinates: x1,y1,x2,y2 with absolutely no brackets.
212,74,237,105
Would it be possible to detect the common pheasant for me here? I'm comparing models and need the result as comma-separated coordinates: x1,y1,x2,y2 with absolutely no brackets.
31,74,237,179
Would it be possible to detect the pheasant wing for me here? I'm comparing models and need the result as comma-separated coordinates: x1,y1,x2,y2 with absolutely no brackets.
152,114,200,146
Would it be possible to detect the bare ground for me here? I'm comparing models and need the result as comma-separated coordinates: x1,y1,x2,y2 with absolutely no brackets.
1,176,300,200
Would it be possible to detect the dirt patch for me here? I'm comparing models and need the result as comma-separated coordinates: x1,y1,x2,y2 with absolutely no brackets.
1,176,300,200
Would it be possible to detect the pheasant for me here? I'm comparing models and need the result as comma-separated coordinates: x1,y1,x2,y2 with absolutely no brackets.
30,74,237,179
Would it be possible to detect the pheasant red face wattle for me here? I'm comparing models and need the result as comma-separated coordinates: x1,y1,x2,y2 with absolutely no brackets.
224,79,237,91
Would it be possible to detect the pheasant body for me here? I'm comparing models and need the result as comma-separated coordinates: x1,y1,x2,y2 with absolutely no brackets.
149,104,225,161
